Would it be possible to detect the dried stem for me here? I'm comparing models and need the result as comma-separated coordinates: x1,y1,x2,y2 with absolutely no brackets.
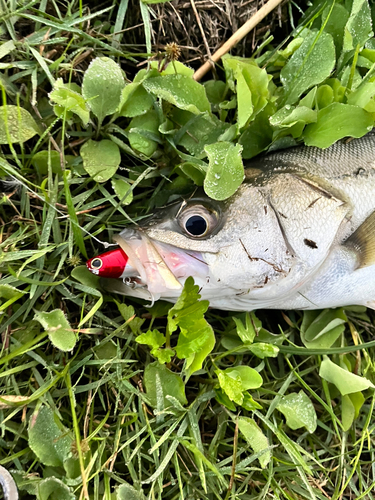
193,0,285,81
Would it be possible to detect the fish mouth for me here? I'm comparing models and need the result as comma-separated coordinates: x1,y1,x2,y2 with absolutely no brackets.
111,229,209,301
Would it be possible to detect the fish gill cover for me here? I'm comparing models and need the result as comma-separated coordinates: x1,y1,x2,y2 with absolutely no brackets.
1,0,375,499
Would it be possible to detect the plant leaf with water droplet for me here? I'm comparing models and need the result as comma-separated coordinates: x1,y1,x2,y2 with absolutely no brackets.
237,417,271,468
127,109,160,157
276,390,317,433
49,78,90,125
81,139,121,182
28,406,73,467
0,105,40,144
112,177,133,205
143,74,210,114
304,103,373,148
82,57,125,123
204,141,244,200
117,482,146,500
281,30,335,105
342,0,373,53
34,309,76,351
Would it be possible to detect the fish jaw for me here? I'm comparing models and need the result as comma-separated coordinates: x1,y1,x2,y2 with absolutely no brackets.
112,228,209,300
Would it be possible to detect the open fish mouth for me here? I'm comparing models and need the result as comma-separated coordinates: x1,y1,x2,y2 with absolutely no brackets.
109,228,209,302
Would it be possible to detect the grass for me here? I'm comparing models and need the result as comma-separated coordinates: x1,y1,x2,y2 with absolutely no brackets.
2,0,375,499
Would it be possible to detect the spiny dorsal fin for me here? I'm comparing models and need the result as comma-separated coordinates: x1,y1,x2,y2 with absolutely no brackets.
345,211,375,269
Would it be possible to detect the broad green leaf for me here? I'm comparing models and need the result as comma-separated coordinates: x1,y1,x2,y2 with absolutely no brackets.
319,356,375,395
116,302,145,333
34,309,76,352
322,4,349,56
71,265,100,291
343,0,373,53
242,392,263,411
0,105,40,144
150,60,194,76
214,388,237,410
233,312,257,344
236,69,253,128
204,142,244,200
239,110,273,159
237,417,271,468
31,150,64,175
0,284,25,300
169,277,215,376
342,391,365,430
224,366,263,391
341,394,355,432
143,74,210,114
28,407,72,467
248,343,279,359
223,57,269,123
178,161,206,186
204,80,227,105
136,329,165,350
81,139,121,182
82,57,125,123
172,109,228,157
301,309,347,348
347,81,375,108
49,78,90,125
316,85,334,108
118,82,154,117
37,477,75,500
327,78,346,102
152,347,175,364
217,370,244,405
304,103,373,148
276,390,317,433
270,105,317,128
168,276,208,333
144,362,187,409
0,40,15,59
127,109,160,157
281,30,335,105
117,482,146,500
112,177,133,205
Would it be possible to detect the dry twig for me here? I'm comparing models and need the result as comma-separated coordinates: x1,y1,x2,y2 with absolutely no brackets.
193,0,285,80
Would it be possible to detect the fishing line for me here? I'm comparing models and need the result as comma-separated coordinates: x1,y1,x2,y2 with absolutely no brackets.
1,171,117,249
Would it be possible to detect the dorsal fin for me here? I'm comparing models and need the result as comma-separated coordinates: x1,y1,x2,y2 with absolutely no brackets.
345,211,375,269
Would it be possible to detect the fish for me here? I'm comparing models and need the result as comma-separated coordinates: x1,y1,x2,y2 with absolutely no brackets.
0,465,18,500
87,134,375,311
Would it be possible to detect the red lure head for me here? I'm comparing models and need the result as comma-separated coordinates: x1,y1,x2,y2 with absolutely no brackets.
86,247,129,278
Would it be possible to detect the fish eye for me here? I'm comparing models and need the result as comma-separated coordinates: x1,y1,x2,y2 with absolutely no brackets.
185,215,208,236
178,204,219,238
91,258,103,269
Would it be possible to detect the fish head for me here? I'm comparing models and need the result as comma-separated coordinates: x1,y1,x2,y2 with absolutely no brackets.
95,185,294,307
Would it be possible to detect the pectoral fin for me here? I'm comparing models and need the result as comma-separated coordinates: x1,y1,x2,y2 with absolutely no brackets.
345,211,375,269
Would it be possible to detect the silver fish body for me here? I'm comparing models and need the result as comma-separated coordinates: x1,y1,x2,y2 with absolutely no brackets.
103,134,375,311
0,465,18,500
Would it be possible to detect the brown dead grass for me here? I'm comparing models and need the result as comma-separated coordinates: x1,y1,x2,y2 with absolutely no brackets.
124,0,289,66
